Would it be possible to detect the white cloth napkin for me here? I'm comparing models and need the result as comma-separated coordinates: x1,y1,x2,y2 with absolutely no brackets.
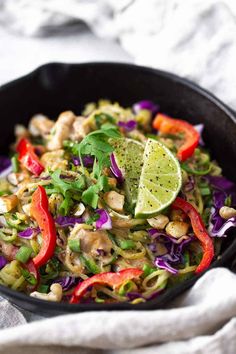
0,1,236,353
1,268,236,354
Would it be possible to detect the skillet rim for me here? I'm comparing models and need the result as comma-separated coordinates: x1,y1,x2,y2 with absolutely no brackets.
0,61,235,314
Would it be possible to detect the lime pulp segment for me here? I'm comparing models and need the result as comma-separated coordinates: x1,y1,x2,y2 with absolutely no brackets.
110,138,144,205
135,139,182,218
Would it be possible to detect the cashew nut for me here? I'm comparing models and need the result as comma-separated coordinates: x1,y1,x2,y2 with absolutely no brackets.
29,114,54,137
219,206,236,220
104,191,125,212
30,283,63,302
0,195,18,214
74,203,85,216
147,215,169,229
166,221,189,238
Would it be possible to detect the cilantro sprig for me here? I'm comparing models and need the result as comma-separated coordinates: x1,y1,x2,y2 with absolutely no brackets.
47,124,121,211
69,123,121,178
45,170,86,215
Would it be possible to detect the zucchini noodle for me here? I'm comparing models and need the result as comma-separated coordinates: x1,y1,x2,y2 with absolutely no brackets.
0,260,25,290
112,241,146,260
0,228,17,242
95,285,128,302
142,269,169,294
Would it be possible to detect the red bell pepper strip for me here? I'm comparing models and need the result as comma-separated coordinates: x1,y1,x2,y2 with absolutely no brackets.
16,138,44,176
152,113,200,161
70,268,143,304
31,186,57,268
172,197,214,274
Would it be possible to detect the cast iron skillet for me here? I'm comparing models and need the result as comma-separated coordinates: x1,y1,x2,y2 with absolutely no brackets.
0,62,236,315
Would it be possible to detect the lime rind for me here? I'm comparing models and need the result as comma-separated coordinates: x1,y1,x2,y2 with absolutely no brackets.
134,139,182,218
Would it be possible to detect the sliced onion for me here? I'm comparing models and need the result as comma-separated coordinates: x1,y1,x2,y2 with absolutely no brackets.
110,153,124,183
95,209,112,230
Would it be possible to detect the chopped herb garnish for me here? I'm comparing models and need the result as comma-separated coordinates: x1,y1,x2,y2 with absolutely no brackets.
21,268,37,285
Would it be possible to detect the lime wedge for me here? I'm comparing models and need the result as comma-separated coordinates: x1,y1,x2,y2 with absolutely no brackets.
111,138,144,205
135,139,182,218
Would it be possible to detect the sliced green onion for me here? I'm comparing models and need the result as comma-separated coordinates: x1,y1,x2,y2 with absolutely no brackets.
142,263,156,277
181,163,211,176
118,280,135,296
0,229,17,242
95,297,105,303
199,187,211,196
21,268,37,285
183,252,190,267
68,239,81,253
225,195,232,207
16,246,32,263
119,240,136,250
5,215,26,231
37,284,49,293
11,154,19,173
80,255,100,274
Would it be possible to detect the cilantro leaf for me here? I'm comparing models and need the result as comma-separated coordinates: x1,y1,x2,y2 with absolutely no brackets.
49,170,85,197
82,175,109,208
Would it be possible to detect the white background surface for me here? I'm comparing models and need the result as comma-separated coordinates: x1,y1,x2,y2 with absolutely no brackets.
0,24,132,86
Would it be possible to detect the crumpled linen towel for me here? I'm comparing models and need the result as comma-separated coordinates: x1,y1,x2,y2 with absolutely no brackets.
1,268,236,354
0,0,236,109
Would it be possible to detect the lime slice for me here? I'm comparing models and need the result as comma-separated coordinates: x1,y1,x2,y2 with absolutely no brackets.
135,139,182,218
111,138,144,205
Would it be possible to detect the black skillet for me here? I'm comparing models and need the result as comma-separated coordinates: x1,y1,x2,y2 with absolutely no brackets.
0,62,235,315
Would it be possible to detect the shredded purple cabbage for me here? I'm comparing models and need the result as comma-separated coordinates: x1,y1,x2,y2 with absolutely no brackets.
0,156,11,173
148,229,167,238
206,176,236,237
0,255,8,269
133,100,159,115
110,153,124,183
0,156,12,177
72,156,94,167
95,209,112,230
149,229,193,274
118,120,137,132
55,216,83,227
154,258,178,275
52,276,79,291
18,227,40,239
209,216,236,237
